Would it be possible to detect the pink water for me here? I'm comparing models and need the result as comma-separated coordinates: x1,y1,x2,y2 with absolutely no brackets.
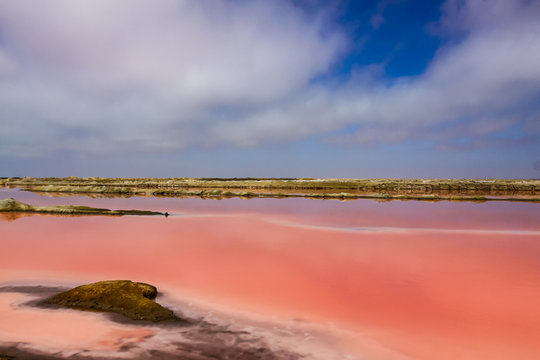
1,189,540,359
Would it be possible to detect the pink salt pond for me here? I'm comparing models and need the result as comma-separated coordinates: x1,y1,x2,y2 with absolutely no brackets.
1,188,539,359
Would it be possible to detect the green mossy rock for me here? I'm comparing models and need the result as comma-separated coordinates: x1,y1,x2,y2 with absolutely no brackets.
44,280,177,322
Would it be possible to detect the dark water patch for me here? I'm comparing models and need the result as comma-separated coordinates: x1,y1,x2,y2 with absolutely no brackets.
0,346,61,360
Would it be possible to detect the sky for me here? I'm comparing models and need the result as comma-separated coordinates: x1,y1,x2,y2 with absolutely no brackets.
0,0,539,178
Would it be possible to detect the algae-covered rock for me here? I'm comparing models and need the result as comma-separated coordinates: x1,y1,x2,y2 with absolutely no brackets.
44,280,178,322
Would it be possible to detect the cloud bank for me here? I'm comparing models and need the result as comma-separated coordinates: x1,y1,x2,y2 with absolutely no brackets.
0,0,538,158
0,0,344,156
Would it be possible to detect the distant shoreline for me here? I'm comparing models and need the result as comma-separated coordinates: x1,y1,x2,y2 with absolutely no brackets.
1,177,539,202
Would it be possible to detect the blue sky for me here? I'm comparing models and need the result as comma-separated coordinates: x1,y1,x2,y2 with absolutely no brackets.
0,0,539,178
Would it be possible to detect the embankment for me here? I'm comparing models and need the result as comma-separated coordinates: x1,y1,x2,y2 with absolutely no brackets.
1,177,539,202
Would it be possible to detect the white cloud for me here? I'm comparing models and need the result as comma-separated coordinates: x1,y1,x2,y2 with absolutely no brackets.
0,49,17,77
0,0,343,104
0,0,344,156
215,0,540,149
0,0,538,158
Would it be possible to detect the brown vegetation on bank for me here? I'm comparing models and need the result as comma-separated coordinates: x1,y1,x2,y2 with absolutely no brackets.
0,198,164,216
1,177,539,202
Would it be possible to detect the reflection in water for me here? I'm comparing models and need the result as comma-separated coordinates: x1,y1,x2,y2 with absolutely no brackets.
0,190,540,359
0,212,29,221
0,212,92,222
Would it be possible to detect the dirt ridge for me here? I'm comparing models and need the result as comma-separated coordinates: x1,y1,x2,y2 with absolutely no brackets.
1,177,539,202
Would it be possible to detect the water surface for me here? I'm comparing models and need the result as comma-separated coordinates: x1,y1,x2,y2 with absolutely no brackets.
1,189,539,359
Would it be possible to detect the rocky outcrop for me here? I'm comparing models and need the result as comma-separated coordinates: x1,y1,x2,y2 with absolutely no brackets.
43,280,178,322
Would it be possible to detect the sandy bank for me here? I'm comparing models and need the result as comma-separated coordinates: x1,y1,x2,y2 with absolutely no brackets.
0,198,165,216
